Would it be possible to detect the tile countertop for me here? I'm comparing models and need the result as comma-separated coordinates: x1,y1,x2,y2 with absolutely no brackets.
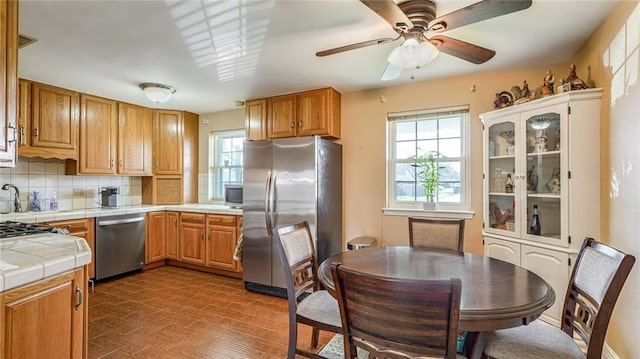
0,204,241,292
0,233,91,292
0,203,243,223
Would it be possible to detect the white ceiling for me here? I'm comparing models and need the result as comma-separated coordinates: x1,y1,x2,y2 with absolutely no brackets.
18,0,618,115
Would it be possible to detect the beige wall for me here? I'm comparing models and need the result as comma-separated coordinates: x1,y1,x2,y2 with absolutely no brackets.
341,64,566,254
570,1,639,357
197,108,244,202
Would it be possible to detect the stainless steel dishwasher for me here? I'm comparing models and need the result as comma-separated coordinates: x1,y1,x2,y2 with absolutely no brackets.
95,213,145,280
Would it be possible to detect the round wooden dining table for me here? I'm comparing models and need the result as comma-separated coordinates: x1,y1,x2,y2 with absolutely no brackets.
317,246,556,359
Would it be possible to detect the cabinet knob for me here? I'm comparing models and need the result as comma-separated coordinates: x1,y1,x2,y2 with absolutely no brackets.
290,121,294,128
19,125,25,145
298,120,303,129
75,285,84,311
33,127,39,138
119,159,123,168
110,159,115,168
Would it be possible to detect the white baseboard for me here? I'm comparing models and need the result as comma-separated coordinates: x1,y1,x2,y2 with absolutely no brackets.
603,343,619,359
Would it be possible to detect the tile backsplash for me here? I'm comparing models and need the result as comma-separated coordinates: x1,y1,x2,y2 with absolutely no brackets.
0,157,142,213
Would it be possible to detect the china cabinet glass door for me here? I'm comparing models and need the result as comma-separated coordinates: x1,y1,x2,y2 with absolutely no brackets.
521,104,567,247
485,114,520,236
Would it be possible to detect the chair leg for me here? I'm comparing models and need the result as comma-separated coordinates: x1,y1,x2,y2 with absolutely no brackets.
287,320,297,359
311,327,320,348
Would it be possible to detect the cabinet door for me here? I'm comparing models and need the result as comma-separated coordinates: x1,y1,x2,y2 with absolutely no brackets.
146,212,167,263
206,225,237,270
245,99,267,140
268,94,296,138
182,111,199,202
484,114,521,236
31,82,79,152
166,211,179,259
297,88,336,137
483,236,520,265
179,222,206,265
118,103,152,175
78,94,117,174
521,244,569,326
0,0,17,167
1,268,86,359
153,110,183,174
17,79,30,148
520,103,567,247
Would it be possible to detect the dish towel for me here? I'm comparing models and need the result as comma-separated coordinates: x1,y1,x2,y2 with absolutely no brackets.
233,233,243,262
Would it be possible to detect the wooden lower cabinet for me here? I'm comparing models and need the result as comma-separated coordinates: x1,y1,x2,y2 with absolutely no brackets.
145,211,242,274
0,267,87,358
166,211,179,260
179,213,207,265
45,218,95,279
146,212,167,263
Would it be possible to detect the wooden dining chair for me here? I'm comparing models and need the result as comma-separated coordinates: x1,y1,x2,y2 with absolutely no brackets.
275,221,342,359
483,237,636,359
329,262,466,359
408,217,466,252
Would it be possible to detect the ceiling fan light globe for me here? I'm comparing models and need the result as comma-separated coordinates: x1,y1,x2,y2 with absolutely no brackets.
388,38,438,69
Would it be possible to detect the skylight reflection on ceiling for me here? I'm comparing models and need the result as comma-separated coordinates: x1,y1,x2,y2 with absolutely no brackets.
166,0,273,82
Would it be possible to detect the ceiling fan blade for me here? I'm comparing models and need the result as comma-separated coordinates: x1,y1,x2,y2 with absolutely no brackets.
428,0,532,32
430,35,495,64
381,63,402,81
360,0,413,32
316,37,396,57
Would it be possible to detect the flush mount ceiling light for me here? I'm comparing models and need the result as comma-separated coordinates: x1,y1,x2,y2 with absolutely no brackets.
139,83,176,103
387,36,439,69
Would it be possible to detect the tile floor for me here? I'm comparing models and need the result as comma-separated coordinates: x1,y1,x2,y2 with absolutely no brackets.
88,266,333,358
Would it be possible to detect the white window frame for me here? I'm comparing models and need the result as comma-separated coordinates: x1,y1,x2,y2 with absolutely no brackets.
385,105,472,217
208,129,245,201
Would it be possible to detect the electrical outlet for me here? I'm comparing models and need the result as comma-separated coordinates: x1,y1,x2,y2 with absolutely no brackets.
73,188,85,197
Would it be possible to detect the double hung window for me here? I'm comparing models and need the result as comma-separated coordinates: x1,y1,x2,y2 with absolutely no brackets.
209,129,245,200
387,106,470,210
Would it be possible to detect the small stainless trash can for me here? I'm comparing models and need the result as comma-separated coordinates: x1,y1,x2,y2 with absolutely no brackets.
347,236,377,250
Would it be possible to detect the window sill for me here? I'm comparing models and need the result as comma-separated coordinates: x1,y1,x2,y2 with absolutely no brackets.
382,208,475,219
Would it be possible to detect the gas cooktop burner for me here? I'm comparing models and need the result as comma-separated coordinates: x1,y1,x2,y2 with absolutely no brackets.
0,221,56,239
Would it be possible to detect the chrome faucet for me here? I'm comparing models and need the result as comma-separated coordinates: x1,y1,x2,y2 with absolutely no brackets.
1,184,22,212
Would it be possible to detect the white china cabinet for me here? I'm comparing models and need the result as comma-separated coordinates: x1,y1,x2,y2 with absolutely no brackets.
480,88,602,326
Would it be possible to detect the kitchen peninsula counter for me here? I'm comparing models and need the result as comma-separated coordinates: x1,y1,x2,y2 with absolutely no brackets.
0,233,91,292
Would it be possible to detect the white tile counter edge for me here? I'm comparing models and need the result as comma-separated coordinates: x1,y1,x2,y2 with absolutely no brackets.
0,234,92,293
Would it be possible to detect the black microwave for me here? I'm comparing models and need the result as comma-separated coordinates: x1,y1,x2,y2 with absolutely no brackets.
224,184,243,208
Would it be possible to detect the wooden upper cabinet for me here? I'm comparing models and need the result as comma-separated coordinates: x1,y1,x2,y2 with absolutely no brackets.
182,111,199,203
250,87,341,140
297,88,340,137
78,94,117,174
245,98,267,140
28,82,80,159
17,79,31,148
153,109,183,175
119,103,152,175
0,0,18,167
268,94,296,139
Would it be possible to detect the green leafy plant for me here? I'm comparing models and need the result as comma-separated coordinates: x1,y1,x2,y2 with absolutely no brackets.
410,152,440,203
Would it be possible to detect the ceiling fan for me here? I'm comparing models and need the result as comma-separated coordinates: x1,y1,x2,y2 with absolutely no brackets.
316,0,533,80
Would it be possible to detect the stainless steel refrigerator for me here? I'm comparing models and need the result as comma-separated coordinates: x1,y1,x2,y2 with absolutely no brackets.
242,136,342,296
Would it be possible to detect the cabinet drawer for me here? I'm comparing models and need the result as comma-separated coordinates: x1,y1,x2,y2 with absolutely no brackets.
181,212,206,224
47,219,90,233
207,214,236,226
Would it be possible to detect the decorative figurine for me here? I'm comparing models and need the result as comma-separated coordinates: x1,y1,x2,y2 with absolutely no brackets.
490,202,511,229
521,80,531,98
565,64,589,90
493,91,514,108
545,168,561,194
527,165,538,192
543,70,555,94
554,127,561,151
533,129,548,153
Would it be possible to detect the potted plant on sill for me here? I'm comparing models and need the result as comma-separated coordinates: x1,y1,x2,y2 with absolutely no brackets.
410,152,440,210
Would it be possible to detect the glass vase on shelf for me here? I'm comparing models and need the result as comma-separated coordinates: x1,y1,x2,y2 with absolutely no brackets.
493,168,504,192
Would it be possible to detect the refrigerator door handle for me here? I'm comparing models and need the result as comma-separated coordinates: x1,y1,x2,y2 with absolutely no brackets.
268,171,277,235
265,171,273,237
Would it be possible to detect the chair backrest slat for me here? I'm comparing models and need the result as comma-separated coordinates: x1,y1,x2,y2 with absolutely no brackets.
561,238,635,359
276,222,319,306
408,217,465,252
331,263,461,359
